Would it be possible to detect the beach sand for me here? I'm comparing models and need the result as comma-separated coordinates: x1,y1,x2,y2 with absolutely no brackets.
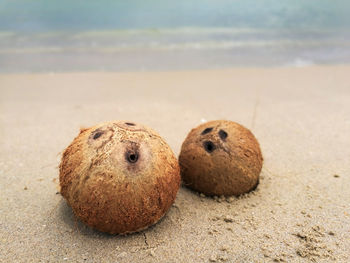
0,66,349,262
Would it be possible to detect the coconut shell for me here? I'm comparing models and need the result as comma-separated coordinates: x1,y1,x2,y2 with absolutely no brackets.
59,121,180,234
179,120,263,196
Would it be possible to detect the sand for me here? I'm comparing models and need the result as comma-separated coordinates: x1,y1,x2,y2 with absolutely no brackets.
0,65,349,262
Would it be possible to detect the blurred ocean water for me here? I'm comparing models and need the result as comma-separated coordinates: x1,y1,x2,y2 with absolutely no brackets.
0,0,349,72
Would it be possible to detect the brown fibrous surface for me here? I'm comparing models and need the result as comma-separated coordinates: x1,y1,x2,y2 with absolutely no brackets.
59,121,180,234
179,120,263,196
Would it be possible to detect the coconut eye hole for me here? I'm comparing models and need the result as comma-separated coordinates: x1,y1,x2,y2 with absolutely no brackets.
201,127,213,135
93,131,103,140
219,129,228,140
203,141,215,153
126,151,139,163
125,122,136,126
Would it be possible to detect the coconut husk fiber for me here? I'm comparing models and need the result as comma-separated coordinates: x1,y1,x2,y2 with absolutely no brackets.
59,121,180,234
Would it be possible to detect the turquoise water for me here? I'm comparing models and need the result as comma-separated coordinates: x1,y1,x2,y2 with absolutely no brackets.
0,0,349,72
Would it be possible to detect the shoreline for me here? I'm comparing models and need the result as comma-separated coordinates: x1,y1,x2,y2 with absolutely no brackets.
0,63,349,74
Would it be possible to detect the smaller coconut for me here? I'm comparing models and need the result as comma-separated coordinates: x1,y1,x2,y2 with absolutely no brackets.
59,121,180,234
179,120,263,196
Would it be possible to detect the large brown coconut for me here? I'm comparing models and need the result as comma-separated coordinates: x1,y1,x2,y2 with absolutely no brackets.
59,121,180,234
179,120,263,196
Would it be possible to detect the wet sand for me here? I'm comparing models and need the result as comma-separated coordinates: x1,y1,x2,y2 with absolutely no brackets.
0,65,349,262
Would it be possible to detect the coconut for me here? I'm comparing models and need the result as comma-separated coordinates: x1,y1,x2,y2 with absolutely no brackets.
179,120,263,196
59,121,180,234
